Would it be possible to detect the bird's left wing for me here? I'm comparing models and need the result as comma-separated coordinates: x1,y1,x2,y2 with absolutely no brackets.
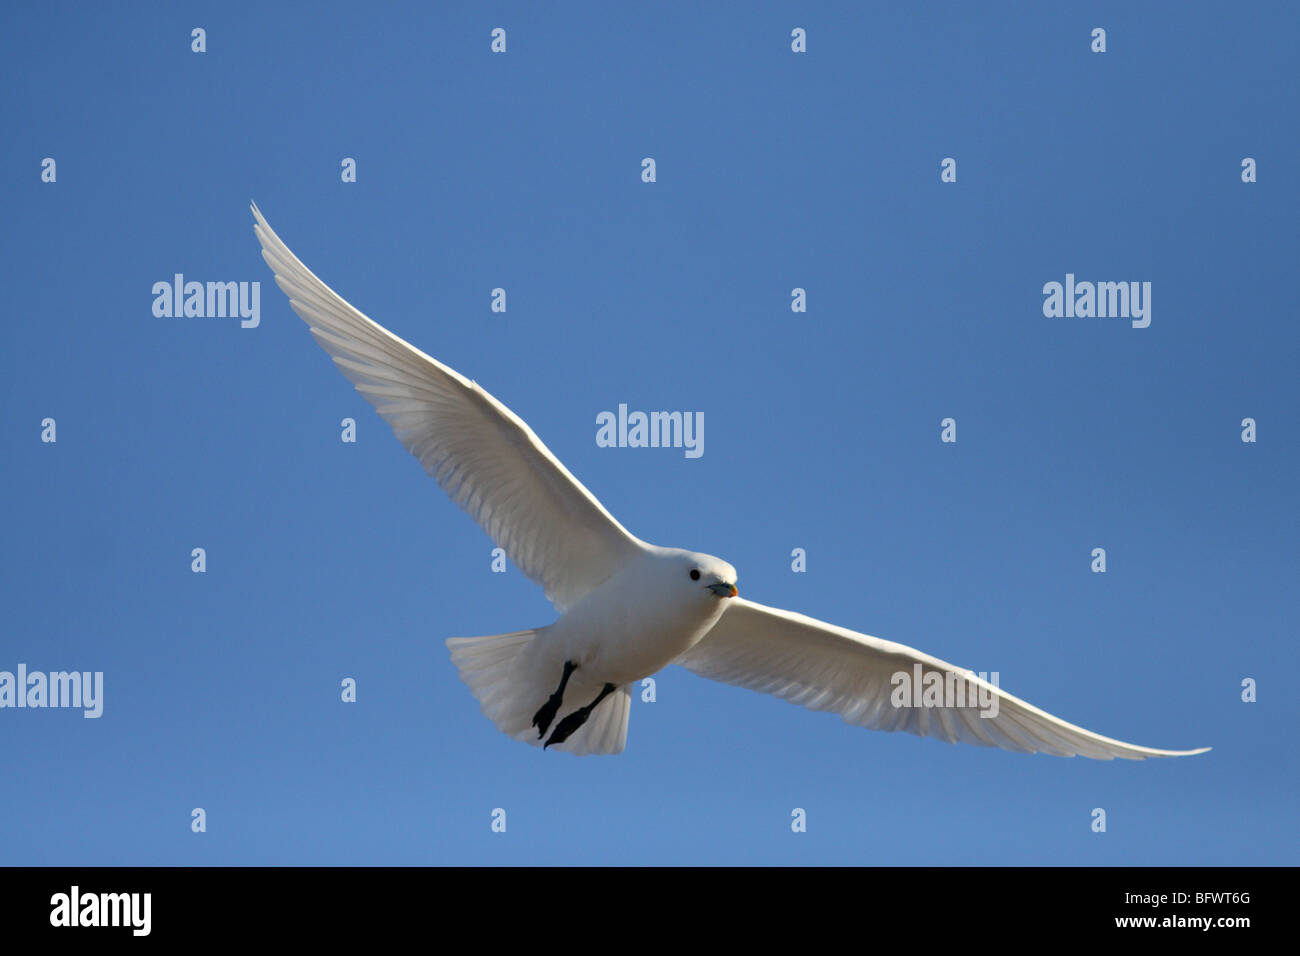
251,204,643,611
676,598,1209,759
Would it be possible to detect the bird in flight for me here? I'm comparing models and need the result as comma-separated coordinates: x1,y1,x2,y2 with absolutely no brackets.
251,204,1209,760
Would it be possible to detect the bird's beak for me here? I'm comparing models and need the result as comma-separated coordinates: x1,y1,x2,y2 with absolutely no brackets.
709,582,739,598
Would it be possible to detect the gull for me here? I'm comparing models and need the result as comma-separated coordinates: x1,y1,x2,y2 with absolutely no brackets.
251,204,1210,760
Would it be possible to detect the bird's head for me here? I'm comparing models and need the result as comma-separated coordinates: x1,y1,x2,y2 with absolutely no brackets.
664,549,738,603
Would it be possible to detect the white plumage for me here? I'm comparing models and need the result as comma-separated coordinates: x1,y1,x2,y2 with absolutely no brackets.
252,204,1209,760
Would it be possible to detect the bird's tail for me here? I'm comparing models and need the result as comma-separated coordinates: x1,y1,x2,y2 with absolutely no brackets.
446,629,631,756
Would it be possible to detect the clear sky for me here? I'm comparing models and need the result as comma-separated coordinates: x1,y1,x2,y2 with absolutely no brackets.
2,1,1296,865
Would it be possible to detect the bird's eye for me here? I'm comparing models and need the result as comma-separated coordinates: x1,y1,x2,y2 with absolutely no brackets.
689,569,701,581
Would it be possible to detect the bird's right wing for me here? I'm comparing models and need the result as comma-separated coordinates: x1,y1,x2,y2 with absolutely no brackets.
252,204,643,611
678,598,1210,760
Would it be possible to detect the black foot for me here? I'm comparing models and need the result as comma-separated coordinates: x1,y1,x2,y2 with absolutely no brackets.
543,708,591,749
544,683,615,749
532,693,564,738
533,660,577,738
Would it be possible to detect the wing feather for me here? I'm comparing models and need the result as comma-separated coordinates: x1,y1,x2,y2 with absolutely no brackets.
677,598,1210,760
252,204,642,610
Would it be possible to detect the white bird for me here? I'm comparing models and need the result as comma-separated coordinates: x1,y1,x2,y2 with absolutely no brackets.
251,204,1210,760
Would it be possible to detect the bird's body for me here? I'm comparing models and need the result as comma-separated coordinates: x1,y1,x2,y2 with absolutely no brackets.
251,204,1210,761
447,548,737,754
534,548,736,686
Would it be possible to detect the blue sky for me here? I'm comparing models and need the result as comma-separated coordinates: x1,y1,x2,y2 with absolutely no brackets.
2,1,1296,865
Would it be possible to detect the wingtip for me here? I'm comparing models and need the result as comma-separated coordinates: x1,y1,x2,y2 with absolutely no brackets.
1160,745,1211,758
